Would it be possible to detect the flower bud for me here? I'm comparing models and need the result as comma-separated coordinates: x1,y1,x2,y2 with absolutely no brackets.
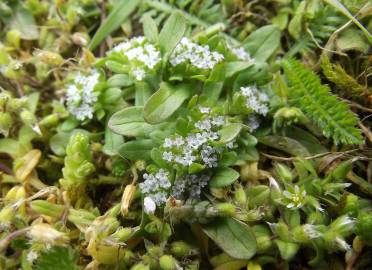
274,239,299,261
7,97,27,112
253,225,273,253
159,255,179,270
112,227,134,242
240,162,258,182
274,163,293,183
28,223,69,246
144,196,156,214
71,32,90,46
121,184,137,216
353,236,364,253
6,29,21,48
0,111,12,136
234,184,247,206
170,241,192,258
34,50,64,66
215,203,236,217
20,110,37,126
39,114,59,127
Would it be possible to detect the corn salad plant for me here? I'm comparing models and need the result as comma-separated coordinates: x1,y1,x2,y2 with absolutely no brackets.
0,0,371,269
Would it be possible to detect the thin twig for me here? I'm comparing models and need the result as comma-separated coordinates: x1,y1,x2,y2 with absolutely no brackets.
261,149,360,161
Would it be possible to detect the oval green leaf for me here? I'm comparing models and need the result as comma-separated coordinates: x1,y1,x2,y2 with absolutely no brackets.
209,167,240,188
144,82,192,124
217,123,242,144
108,106,155,137
118,139,156,160
202,217,256,260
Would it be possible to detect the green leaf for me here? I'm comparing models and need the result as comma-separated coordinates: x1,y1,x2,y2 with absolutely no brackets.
118,139,156,160
158,12,187,55
202,218,256,260
144,82,192,124
89,0,140,50
34,246,80,270
209,167,240,188
142,14,159,43
225,61,254,78
135,81,152,106
243,25,281,62
108,106,155,137
336,29,369,53
10,6,39,40
217,123,242,144
258,136,310,157
107,74,133,88
102,127,124,156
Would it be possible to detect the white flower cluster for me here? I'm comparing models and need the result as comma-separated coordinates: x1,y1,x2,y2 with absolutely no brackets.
109,36,161,81
66,69,100,121
240,86,269,116
162,114,225,168
170,37,224,70
139,169,171,206
172,174,210,200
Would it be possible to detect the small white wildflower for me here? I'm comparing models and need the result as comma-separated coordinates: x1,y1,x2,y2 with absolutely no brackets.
144,196,156,214
231,46,254,62
173,136,185,147
133,68,146,80
211,116,225,126
195,119,212,131
162,151,174,162
283,185,306,209
26,250,38,263
163,138,174,148
246,115,260,132
226,142,234,149
198,106,211,114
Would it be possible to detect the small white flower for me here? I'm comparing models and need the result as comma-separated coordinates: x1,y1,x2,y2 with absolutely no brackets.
163,138,174,148
246,115,260,132
162,151,173,162
211,116,225,126
195,119,212,131
144,196,156,214
133,68,146,80
26,250,38,263
198,106,211,114
231,46,254,62
283,185,306,209
226,142,234,149
173,136,185,147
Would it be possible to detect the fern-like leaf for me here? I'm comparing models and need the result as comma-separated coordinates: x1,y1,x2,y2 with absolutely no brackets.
321,55,370,100
34,247,80,270
282,58,363,145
